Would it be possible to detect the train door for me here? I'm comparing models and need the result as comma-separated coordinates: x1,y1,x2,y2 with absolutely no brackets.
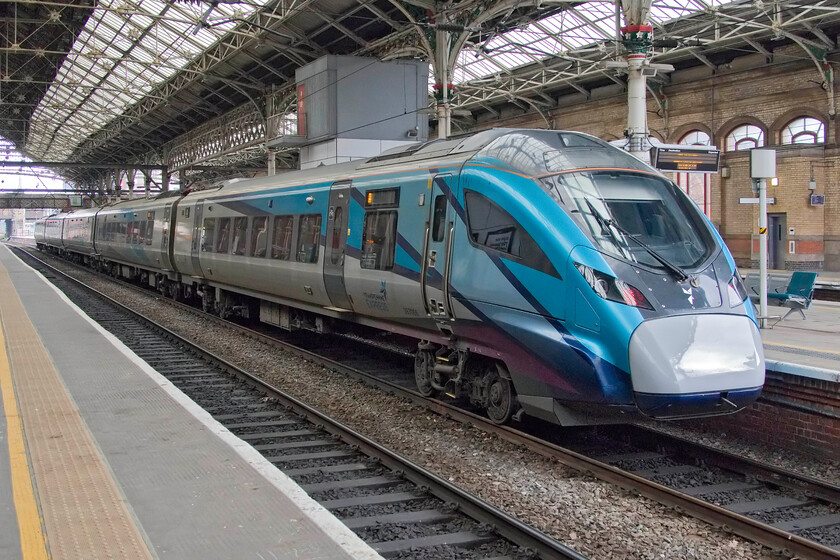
159,202,174,270
190,203,205,276
421,174,457,329
324,181,353,309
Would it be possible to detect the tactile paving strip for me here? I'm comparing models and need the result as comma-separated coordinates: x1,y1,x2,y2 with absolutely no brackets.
0,263,153,560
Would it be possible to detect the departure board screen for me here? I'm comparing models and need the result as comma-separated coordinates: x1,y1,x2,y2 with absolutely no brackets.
651,146,721,173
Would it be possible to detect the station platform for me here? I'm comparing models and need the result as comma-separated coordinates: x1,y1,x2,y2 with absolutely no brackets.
0,244,382,559
759,298,840,381
738,268,840,381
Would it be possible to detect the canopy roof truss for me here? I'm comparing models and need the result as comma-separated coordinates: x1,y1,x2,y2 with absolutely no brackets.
0,0,838,186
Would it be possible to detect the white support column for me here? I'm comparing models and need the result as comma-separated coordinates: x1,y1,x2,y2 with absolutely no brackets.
435,26,451,140
626,54,648,154
267,149,276,176
758,178,768,327
750,148,776,329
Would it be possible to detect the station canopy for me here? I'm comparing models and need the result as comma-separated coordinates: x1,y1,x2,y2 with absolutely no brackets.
1,0,837,180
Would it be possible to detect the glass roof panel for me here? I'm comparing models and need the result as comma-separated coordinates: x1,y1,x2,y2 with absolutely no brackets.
452,0,738,87
26,0,272,160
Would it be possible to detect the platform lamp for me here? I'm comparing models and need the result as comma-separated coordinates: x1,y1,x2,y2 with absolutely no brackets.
750,149,776,328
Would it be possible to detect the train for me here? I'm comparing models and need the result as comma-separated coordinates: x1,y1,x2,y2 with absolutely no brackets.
34,128,765,425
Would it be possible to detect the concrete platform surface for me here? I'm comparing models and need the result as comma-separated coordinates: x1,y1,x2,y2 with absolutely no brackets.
0,244,383,560
759,299,840,381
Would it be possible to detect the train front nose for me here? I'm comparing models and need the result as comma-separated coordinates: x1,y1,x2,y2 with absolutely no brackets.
628,314,764,418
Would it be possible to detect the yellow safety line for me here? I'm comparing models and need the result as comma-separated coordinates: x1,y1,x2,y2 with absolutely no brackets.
765,340,840,356
0,323,50,560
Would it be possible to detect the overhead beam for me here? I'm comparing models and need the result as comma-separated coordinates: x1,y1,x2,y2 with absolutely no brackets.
0,161,167,171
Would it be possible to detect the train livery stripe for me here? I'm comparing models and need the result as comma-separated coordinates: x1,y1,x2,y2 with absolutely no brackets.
487,253,552,317
396,234,422,268
350,186,366,207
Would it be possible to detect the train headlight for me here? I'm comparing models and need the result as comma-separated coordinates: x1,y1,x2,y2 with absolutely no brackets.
575,263,653,310
727,272,749,307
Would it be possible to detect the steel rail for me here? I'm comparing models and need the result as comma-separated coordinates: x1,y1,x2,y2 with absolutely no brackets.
15,247,586,560
621,424,840,505
20,246,840,560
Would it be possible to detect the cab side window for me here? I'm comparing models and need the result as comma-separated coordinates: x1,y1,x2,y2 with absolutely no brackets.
464,190,559,278
431,195,446,242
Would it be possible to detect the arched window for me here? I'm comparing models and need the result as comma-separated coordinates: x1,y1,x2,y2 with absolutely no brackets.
781,117,825,144
680,130,711,146
677,130,712,218
725,125,764,152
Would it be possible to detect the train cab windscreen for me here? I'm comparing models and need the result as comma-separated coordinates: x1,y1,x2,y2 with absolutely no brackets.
477,131,716,273
550,171,715,271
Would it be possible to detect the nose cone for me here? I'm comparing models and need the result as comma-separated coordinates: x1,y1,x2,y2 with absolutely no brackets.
629,314,764,418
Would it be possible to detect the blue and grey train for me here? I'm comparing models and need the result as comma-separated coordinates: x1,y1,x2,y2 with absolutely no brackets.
34,129,764,425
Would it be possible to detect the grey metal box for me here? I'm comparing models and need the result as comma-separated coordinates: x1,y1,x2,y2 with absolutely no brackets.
295,56,429,142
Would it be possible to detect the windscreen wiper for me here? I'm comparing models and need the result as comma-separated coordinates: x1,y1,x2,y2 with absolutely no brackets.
584,199,689,282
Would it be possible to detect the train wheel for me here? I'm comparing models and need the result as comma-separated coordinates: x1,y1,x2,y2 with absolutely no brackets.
414,350,436,396
486,371,515,424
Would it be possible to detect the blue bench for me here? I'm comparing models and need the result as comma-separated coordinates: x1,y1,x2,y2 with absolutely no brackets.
744,271,818,320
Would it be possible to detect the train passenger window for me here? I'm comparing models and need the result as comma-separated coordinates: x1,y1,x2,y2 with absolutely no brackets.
126,222,135,244
137,221,146,244
232,217,248,255
215,218,231,253
432,195,446,242
201,219,216,252
249,216,268,257
464,191,558,278
271,215,294,260
146,219,154,245
361,211,397,270
330,207,344,265
296,214,322,263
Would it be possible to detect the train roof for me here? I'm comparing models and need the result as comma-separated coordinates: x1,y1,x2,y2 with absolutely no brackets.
79,129,654,210
184,129,554,201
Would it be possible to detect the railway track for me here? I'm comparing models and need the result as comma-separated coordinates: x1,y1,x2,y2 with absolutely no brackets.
15,247,585,560
16,246,840,559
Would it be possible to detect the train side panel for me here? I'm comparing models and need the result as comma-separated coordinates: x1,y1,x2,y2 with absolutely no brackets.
342,168,451,327
62,209,98,257
43,216,65,249
33,219,47,246
96,198,178,275
191,184,333,308
445,165,636,410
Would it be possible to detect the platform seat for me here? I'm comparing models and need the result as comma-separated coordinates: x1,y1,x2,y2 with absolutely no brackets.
744,271,818,320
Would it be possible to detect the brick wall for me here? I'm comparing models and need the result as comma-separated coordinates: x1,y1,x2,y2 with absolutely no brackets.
684,372,840,461
470,44,840,270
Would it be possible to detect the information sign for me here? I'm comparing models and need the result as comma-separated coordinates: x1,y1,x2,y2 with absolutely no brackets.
651,146,721,173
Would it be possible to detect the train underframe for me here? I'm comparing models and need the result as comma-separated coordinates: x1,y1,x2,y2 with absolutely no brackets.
48,249,524,425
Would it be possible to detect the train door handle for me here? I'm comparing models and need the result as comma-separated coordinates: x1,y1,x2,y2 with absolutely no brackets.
428,250,437,267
